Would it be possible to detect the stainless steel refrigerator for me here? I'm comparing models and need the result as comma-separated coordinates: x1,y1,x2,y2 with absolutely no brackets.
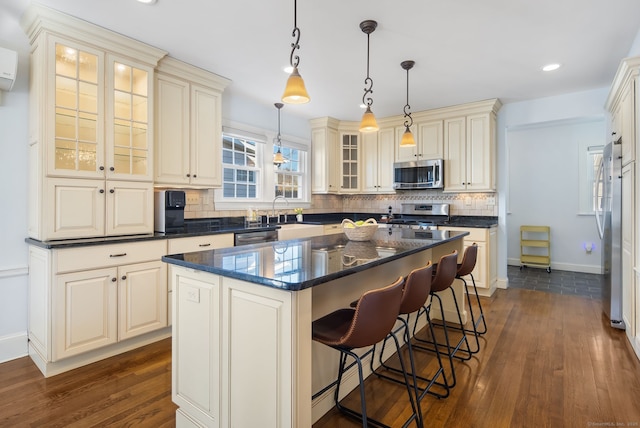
595,139,625,329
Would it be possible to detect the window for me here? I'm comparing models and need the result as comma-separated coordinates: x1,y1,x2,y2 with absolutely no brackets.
579,144,603,214
274,145,304,199
222,135,259,198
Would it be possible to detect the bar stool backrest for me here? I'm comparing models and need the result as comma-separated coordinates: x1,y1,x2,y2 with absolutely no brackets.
457,244,478,277
399,262,433,315
341,276,405,349
431,251,459,293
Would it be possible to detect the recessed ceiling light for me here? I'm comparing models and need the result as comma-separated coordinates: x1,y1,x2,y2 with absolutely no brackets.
542,63,561,72
137,0,157,4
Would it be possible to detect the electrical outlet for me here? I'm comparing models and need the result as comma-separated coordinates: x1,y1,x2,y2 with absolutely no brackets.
465,197,473,206
186,193,200,204
186,286,200,303
486,196,496,206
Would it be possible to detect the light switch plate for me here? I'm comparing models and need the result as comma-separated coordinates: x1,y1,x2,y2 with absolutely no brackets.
185,286,200,303
487,196,496,206
186,193,200,204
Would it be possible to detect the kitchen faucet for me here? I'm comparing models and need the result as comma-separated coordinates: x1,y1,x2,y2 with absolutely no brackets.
272,195,289,223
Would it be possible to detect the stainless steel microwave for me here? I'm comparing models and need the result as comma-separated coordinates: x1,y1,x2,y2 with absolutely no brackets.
393,159,444,190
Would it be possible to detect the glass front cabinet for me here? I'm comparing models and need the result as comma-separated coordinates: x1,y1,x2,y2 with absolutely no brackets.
25,8,166,241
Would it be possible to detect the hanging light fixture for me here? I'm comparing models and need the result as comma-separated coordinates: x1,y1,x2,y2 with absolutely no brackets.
400,60,416,147
359,20,379,133
281,0,310,104
273,102,287,167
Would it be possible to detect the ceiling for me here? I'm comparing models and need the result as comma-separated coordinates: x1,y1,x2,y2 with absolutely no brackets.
3,0,640,122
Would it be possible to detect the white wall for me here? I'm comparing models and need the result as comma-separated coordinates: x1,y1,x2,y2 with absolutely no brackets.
506,119,605,273
496,88,610,284
0,29,30,362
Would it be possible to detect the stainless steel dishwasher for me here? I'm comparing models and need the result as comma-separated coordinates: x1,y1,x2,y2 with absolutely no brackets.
234,229,279,246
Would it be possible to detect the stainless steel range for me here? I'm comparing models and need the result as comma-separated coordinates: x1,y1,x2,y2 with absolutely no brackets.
386,203,449,230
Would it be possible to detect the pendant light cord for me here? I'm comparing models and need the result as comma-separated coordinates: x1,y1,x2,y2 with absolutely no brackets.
362,30,373,107
289,0,301,68
404,66,413,128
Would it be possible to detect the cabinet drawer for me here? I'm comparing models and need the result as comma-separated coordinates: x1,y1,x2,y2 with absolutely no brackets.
55,240,167,273
323,224,343,235
167,233,234,255
438,226,487,242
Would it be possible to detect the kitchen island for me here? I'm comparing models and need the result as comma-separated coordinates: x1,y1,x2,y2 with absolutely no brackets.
163,227,468,428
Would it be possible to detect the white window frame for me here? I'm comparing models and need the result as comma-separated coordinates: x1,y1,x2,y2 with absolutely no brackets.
578,144,603,215
215,120,311,211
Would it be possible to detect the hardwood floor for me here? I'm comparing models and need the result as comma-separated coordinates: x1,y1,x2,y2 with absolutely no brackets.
1,287,639,427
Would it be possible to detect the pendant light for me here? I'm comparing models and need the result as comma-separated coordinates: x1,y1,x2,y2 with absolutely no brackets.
281,0,310,104
400,60,416,147
359,20,379,133
273,102,287,167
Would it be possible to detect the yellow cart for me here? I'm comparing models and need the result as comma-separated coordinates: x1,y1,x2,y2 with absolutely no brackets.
520,225,551,273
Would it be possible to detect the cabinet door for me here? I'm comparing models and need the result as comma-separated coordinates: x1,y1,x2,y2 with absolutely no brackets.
46,177,105,240
444,117,466,192
53,267,118,360
118,261,168,340
362,131,379,192
394,124,418,162
106,54,154,181
190,84,222,187
620,79,635,166
48,37,105,179
311,127,339,193
172,269,221,426
621,163,634,336
105,180,154,236
377,127,395,192
467,113,494,191
340,133,360,193
155,74,190,185
417,120,443,160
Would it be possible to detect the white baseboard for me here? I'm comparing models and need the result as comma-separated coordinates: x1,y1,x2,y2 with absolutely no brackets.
0,332,28,364
507,258,602,274
497,277,508,289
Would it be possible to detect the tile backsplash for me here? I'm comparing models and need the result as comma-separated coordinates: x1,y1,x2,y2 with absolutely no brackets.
184,189,497,219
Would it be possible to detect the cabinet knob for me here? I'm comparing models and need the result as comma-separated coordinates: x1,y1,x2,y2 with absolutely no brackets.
111,277,117,282
121,275,127,281
109,167,115,172
186,174,190,177
99,166,105,171
99,189,105,194
110,189,115,194
193,174,197,178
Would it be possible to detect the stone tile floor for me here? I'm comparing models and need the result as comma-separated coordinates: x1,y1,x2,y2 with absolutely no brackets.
507,265,604,299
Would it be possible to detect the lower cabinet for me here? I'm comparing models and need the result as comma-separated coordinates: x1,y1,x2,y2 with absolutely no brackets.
171,266,311,428
28,240,169,376
438,226,497,296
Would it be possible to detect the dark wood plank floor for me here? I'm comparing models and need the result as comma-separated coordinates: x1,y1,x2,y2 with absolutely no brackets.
1,287,640,427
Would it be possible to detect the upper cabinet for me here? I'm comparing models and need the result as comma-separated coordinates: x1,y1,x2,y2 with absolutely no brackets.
363,127,395,193
395,120,443,162
22,5,166,240
311,117,340,194
444,112,496,192
340,132,360,193
606,57,640,166
154,57,230,187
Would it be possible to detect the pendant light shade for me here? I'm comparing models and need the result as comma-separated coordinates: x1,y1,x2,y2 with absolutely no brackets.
360,106,379,133
281,0,310,104
399,60,416,147
282,66,310,104
359,20,379,133
273,103,287,167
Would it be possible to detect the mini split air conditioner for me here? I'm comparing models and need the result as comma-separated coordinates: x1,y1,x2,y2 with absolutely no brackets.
0,46,18,92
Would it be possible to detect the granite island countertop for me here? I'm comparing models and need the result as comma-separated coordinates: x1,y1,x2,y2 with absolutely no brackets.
162,227,468,291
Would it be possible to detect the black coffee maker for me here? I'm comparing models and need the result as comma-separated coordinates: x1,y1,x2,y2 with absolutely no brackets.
154,190,186,233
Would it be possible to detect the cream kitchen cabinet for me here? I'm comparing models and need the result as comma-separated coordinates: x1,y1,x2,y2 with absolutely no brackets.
395,120,443,162
27,239,169,377
622,163,635,339
23,5,166,241
310,117,340,194
155,57,230,187
607,58,639,166
340,132,360,193
362,128,395,193
167,234,234,255
444,112,496,192
438,226,497,296
323,224,343,235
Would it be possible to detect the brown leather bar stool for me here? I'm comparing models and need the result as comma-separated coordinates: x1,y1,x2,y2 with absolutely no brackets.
312,277,422,428
431,244,486,354
412,250,472,388
373,262,450,401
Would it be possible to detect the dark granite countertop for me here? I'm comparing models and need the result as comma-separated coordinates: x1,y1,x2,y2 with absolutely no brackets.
162,227,468,291
440,216,498,228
